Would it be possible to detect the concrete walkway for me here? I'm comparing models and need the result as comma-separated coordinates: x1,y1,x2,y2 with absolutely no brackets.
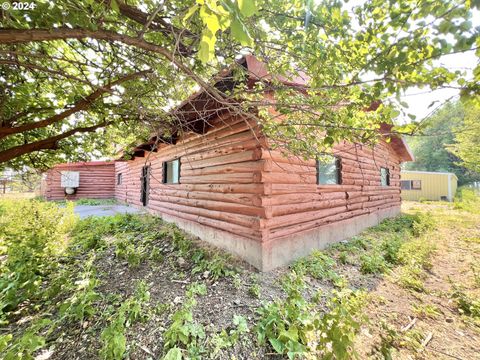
74,204,141,219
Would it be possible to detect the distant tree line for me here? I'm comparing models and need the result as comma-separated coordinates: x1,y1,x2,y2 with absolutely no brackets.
404,101,480,185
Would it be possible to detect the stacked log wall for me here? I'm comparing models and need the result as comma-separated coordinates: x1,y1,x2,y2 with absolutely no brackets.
260,140,402,241
44,162,115,200
115,115,268,242
116,114,403,247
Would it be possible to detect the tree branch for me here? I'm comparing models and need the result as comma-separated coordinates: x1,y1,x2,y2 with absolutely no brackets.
0,69,150,139
0,121,112,164
0,28,217,100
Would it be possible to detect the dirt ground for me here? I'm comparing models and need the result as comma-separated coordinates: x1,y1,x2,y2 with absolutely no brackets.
355,202,480,360
29,201,480,360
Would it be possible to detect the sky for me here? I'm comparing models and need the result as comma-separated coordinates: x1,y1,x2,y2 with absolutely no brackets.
397,49,478,124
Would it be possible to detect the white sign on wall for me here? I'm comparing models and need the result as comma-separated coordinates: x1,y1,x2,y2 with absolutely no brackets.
60,171,80,188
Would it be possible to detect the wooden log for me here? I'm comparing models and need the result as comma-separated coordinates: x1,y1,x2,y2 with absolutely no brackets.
271,199,347,217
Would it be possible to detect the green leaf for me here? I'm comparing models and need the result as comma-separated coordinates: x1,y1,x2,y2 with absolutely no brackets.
110,0,119,13
230,18,253,46
269,337,285,353
163,347,183,360
238,0,257,17
183,4,199,24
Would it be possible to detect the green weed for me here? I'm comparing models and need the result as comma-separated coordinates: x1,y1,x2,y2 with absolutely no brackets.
163,282,207,357
255,272,365,359
100,281,151,360
454,188,480,214
412,303,441,319
360,252,388,274
291,250,340,282
209,315,249,356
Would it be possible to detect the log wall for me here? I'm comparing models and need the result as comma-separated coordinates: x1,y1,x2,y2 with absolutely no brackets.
43,161,115,200
261,140,402,241
116,114,403,248
115,114,267,242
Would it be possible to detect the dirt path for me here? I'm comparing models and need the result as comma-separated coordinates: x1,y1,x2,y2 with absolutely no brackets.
356,203,480,359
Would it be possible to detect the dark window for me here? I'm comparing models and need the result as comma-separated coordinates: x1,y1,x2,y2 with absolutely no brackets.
400,180,411,190
317,155,341,185
162,159,180,184
117,173,123,185
411,180,422,190
381,167,390,186
140,166,150,206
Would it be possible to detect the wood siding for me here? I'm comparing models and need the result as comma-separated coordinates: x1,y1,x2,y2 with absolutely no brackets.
116,114,403,244
261,140,402,241
115,115,267,242
43,162,115,200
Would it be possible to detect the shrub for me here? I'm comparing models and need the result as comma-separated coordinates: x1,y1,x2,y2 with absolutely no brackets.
255,272,366,359
360,253,387,274
0,199,77,315
292,250,340,282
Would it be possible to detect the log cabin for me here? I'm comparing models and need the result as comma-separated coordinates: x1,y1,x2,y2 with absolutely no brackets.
114,56,414,270
42,161,115,201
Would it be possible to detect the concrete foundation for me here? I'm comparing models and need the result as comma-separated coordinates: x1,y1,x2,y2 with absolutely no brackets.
155,206,400,271
261,206,400,271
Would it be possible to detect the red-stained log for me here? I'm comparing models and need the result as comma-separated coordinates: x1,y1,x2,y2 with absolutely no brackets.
43,161,115,200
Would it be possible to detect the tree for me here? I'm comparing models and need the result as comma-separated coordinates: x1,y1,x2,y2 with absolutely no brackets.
448,101,480,174
404,102,480,185
0,0,478,169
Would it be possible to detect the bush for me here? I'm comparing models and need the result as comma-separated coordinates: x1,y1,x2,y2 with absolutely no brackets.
454,187,480,214
0,199,77,316
291,250,340,282
255,272,366,359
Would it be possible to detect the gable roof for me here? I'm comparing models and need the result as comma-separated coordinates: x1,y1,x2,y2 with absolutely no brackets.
125,56,414,162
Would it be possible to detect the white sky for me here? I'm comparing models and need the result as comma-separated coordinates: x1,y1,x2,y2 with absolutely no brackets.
396,49,478,124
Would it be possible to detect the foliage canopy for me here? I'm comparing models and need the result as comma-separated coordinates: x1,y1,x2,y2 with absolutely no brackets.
0,0,478,169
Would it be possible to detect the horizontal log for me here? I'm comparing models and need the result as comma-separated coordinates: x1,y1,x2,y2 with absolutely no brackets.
182,149,262,169
146,188,263,206
147,195,266,217
146,200,262,229
181,160,265,176
266,205,348,230
259,172,316,184
269,208,369,240
180,172,259,184
147,204,262,241
263,191,346,206
271,199,347,217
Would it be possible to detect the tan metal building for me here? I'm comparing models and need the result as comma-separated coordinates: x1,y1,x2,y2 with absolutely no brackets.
400,170,458,202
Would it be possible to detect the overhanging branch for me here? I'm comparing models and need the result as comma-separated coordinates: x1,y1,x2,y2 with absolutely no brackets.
0,121,113,164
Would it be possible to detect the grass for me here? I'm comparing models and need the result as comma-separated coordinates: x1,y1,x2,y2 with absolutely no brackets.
54,198,118,206
1,192,479,359
454,187,480,214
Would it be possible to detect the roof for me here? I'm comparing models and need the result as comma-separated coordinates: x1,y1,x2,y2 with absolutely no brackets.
127,56,414,163
401,170,458,179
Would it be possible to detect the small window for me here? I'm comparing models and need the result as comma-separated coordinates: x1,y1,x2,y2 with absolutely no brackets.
400,180,411,190
380,167,390,186
117,173,123,185
411,180,421,190
162,159,180,184
317,155,341,185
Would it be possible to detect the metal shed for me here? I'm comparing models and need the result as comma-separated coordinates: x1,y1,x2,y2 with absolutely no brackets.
400,170,458,202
